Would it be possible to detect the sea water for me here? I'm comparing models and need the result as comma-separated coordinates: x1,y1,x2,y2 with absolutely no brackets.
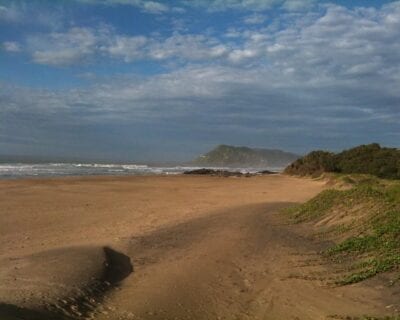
0,163,282,179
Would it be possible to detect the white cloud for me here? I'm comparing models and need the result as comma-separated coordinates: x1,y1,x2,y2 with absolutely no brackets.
76,0,170,13
15,1,400,78
282,0,315,11
106,35,148,62
0,3,64,29
28,27,103,66
75,0,315,12
180,0,317,11
2,41,21,52
228,48,260,63
2,2,400,154
141,1,169,13
147,34,229,61
24,28,230,66
243,13,267,24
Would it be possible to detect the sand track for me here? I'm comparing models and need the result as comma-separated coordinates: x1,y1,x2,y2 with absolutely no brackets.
0,175,398,319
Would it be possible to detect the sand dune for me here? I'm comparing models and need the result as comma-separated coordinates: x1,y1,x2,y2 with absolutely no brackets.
0,175,397,319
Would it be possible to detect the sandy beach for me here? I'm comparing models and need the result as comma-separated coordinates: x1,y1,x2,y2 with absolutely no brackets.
0,174,398,319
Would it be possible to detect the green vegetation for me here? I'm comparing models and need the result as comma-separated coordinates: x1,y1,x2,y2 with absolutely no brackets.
193,144,299,168
285,176,400,284
284,150,336,177
285,189,342,222
285,143,400,179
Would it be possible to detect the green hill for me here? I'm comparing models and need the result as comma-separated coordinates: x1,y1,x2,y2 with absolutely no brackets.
193,145,299,168
284,143,400,179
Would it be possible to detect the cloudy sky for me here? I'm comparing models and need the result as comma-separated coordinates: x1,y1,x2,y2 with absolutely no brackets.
0,0,399,162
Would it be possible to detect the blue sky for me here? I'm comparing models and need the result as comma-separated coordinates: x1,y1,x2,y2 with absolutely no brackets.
0,0,399,162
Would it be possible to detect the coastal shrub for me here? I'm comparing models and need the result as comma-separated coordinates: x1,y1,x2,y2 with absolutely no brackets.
335,143,400,179
284,150,336,176
284,144,400,180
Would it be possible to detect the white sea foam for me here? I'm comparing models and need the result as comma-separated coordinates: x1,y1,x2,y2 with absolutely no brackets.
0,163,283,179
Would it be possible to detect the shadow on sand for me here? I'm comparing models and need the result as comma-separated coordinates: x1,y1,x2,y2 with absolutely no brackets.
0,246,133,320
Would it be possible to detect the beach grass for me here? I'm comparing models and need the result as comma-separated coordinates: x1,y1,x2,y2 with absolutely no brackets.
284,175,400,284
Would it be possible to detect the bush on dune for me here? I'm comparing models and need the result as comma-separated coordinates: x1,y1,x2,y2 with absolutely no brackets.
284,150,336,177
285,143,400,180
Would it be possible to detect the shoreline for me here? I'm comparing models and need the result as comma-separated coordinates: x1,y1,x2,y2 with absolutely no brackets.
0,163,284,181
0,170,281,183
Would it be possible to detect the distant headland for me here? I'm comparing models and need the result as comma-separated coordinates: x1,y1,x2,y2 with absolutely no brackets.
192,144,299,168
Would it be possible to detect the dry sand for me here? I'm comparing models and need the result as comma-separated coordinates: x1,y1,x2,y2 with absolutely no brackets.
0,174,398,319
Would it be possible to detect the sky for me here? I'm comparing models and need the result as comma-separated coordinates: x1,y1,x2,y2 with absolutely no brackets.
0,0,399,162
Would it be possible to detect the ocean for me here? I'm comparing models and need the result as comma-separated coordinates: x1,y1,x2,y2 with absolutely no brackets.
0,163,281,179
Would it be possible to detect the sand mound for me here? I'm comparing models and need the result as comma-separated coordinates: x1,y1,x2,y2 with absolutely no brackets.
0,246,132,319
